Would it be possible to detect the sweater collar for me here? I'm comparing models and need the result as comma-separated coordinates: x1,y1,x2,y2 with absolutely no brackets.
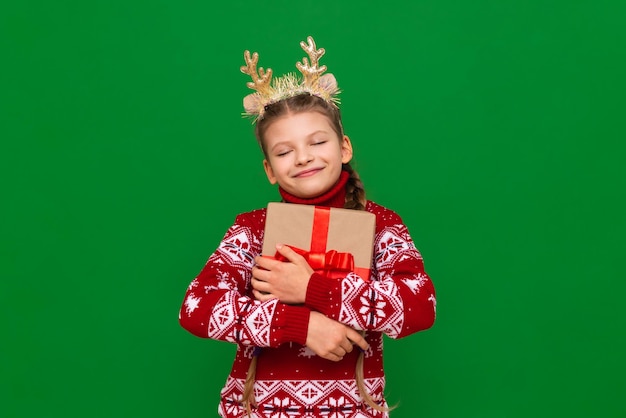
278,170,349,208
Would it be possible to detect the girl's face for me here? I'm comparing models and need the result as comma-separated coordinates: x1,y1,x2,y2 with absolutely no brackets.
262,111,353,199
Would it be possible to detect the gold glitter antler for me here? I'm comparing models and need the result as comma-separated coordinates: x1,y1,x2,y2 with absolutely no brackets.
240,50,273,95
296,36,327,87
240,36,340,120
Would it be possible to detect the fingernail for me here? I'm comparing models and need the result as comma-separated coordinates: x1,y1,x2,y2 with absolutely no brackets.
276,243,283,250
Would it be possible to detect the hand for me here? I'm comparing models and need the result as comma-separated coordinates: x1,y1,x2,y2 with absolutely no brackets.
305,311,369,362
251,244,314,304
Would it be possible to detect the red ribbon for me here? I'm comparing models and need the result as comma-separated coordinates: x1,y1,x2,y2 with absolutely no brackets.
274,246,355,277
273,206,356,279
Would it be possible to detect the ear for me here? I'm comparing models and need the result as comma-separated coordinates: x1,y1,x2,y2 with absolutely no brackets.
318,73,339,96
263,159,277,184
243,93,262,115
341,135,353,164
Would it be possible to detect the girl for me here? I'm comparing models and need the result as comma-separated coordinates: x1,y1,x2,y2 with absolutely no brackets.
179,37,436,418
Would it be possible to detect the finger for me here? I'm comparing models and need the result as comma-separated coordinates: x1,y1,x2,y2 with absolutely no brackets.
275,244,303,263
333,347,347,358
346,329,369,351
250,276,270,292
341,339,354,354
252,289,274,301
324,352,344,362
251,266,271,282
254,255,282,271
276,244,314,276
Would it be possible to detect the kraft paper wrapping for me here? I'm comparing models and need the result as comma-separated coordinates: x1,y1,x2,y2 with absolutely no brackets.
262,202,376,280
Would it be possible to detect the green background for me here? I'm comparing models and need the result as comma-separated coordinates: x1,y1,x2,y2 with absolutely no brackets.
2,1,625,417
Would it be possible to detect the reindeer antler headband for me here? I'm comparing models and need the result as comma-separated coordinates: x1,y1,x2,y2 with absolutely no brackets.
241,36,340,121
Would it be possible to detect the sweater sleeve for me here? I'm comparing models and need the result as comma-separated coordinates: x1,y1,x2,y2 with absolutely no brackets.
305,205,436,339
179,210,310,347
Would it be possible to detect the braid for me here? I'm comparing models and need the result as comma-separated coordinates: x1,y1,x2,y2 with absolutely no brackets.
342,164,393,413
242,352,259,416
342,163,366,211
252,94,391,413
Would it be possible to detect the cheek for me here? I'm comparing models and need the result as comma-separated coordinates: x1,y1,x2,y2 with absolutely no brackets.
268,157,289,175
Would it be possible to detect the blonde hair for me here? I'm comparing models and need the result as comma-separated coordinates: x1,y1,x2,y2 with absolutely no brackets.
243,93,391,415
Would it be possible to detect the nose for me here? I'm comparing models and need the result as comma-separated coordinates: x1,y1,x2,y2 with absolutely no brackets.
295,147,313,165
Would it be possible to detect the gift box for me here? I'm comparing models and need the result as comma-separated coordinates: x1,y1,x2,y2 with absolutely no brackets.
262,202,376,280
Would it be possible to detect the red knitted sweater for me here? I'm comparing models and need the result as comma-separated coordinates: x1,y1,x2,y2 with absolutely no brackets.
179,172,436,417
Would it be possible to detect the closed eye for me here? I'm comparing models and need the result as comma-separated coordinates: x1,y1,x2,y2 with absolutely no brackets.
276,150,292,157
312,140,327,146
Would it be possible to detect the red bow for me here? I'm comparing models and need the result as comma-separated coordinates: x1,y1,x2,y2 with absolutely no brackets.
275,246,355,278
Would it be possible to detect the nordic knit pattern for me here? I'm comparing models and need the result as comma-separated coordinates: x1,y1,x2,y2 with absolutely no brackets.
180,202,436,418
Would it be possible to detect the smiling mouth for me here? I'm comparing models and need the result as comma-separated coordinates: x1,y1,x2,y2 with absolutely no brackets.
294,168,322,178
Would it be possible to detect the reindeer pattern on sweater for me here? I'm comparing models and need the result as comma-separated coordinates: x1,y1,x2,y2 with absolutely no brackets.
180,201,436,418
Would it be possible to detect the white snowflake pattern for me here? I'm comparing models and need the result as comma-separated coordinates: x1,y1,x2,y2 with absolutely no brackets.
301,385,320,399
269,397,298,418
184,293,201,315
220,231,253,264
223,395,241,416
320,396,349,418
377,231,409,264
358,293,387,326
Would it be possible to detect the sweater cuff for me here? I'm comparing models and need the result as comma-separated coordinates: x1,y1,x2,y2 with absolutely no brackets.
305,273,337,316
271,303,310,346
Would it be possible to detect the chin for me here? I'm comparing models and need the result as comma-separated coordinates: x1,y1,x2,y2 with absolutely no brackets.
296,191,322,199
289,187,324,199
